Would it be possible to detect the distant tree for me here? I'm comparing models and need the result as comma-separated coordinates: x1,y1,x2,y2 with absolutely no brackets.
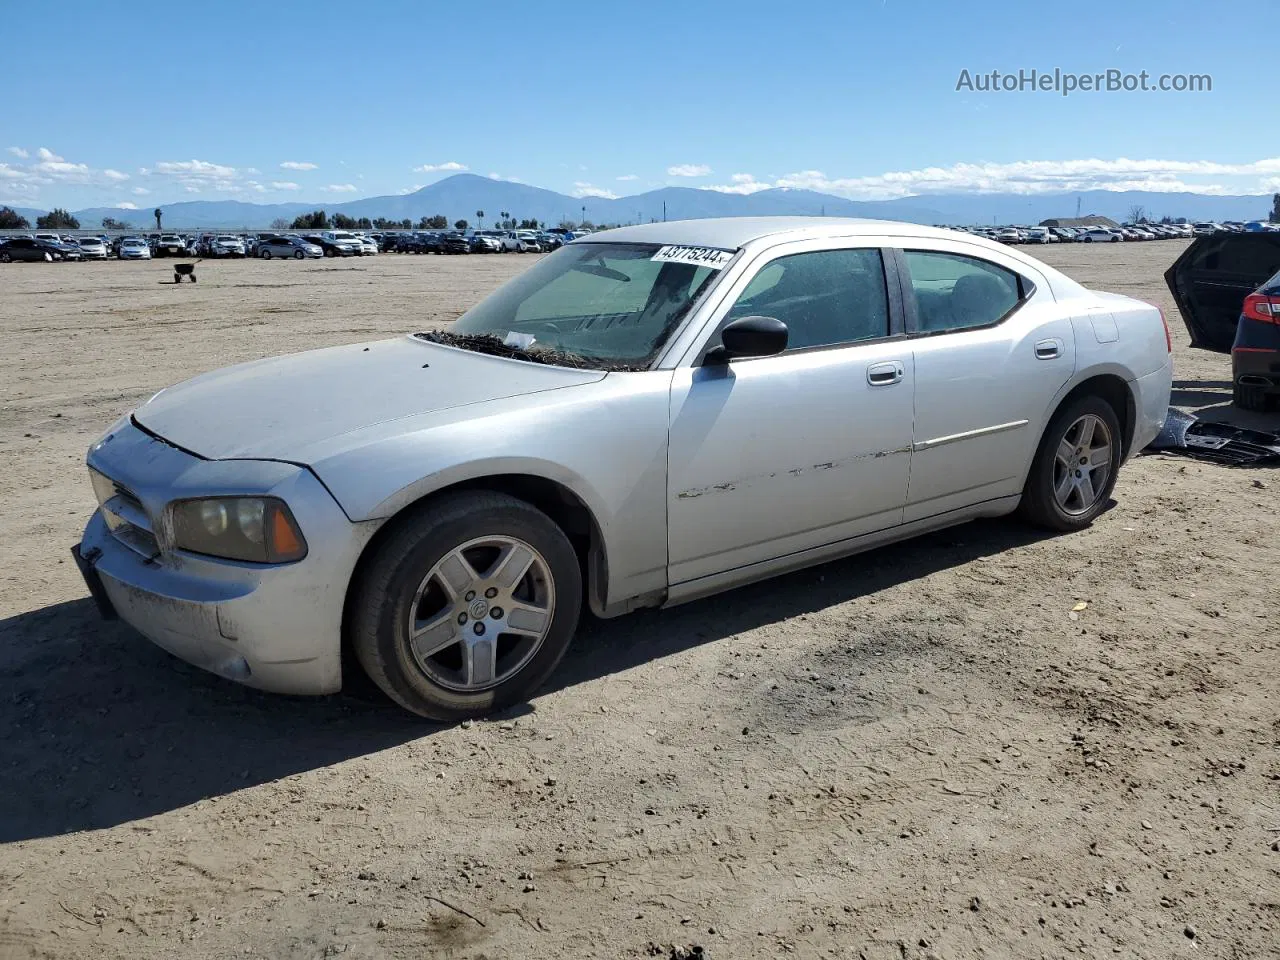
454,219,468,231
154,208,162,230
1159,215,1173,224
1127,204,1147,224
475,209,484,229
101,216,128,230
357,217,372,230
522,219,542,230
557,219,575,230
291,210,329,230
400,219,412,230
37,208,80,229
0,206,31,229
500,210,510,229
428,214,447,229
1272,193,1280,222
270,217,291,230
332,213,358,229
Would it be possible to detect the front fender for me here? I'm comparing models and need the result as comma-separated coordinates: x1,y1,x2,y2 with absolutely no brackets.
308,374,674,609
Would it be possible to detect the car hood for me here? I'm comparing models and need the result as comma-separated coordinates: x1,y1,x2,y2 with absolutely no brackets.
132,336,608,462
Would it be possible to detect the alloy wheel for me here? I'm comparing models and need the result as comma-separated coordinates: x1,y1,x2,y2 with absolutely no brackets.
406,536,555,692
1052,414,1113,516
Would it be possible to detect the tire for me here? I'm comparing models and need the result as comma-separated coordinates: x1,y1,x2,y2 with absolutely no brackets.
1018,394,1122,532
1084,236,1093,243
294,250,304,260
261,250,272,260
1233,380,1273,412
324,248,335,257
43,252,53,262
0,251,10,263
350,491,583,721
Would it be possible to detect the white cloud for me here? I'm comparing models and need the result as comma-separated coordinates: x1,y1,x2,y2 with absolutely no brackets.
7,147,28,158
37,147,63,162
667,163,711,177
616,174,639,181
413,161,467,173
270,181,300,190
705,173,773,195
692,157,1280,200
185,186,200,193
321,183,358,193
103,169,129,181
132,186,150,195
0,164,30,180
398,184,425,194
770,158,1280,199
153,159,236,177
573,181,619,199
279,161,317,171
115,202,138,210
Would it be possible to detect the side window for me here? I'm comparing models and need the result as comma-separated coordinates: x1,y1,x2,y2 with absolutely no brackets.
725,248,889,351
903,250,1024,333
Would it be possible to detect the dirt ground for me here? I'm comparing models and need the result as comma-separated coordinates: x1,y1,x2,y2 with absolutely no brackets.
1,242,1277,960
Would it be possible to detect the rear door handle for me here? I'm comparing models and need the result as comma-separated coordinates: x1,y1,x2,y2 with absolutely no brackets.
1034,338,1064,360
867,360,905,386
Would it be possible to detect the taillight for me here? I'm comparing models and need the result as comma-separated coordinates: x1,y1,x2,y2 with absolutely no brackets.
1144,301,1173,352
1242,293,1280,324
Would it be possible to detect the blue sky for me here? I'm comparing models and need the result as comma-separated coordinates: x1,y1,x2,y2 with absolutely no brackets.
4,0,1277,210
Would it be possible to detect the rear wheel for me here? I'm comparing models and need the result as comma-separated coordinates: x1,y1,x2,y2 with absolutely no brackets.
351,491,582,721
261,250,272,260
293,250,304,260
1233,380,1273,412
1019,395,1122,532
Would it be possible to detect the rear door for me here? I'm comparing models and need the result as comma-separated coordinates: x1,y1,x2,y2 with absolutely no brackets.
893,241,1074,522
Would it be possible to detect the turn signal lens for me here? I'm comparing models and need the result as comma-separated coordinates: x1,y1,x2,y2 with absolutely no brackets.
169,497,307,563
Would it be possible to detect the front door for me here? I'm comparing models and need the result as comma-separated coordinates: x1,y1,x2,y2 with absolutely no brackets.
666,244,915,586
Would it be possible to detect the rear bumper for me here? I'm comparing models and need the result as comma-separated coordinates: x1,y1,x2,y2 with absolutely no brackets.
1131,356,1174,455
1232,349,1280,392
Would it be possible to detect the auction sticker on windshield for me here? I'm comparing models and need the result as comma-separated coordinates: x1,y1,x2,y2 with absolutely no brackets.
651,245,735,269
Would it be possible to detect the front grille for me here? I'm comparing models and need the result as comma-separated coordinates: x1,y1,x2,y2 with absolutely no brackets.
90,469,161,559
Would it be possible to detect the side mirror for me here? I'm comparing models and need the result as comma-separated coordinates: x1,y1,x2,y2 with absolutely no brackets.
705,316,789,364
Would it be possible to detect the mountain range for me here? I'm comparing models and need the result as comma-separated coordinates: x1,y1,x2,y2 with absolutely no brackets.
6,174,1275,230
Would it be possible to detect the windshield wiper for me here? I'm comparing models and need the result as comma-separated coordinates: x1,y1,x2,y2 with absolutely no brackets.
413,330,648,372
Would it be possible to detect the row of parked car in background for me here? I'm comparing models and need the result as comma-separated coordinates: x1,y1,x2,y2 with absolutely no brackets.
0,226,584,263
956,220,1280,245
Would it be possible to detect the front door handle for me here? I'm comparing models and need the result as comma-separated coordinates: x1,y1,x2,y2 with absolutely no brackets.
1035,338,1064,360
867,360,905,386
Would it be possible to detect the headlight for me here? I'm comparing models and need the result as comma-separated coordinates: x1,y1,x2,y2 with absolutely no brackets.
168,496,307,563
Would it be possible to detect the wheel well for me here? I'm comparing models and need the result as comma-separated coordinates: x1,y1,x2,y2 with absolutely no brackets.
1055,374,1136,457
339,475,605,682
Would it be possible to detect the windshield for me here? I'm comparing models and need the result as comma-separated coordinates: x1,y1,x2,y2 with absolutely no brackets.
427,242,725,368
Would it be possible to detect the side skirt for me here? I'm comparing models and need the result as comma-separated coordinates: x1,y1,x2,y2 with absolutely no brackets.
661,495,1022,609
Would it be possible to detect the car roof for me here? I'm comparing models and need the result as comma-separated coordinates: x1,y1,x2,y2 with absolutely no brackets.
583,216,1002,250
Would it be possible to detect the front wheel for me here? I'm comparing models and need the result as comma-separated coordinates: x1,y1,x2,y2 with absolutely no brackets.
294,250,304,260
1019,395,1122,532
261,250,272,260
350,491,582,721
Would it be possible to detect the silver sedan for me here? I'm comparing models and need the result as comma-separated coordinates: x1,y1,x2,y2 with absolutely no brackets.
75,218,1173,719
